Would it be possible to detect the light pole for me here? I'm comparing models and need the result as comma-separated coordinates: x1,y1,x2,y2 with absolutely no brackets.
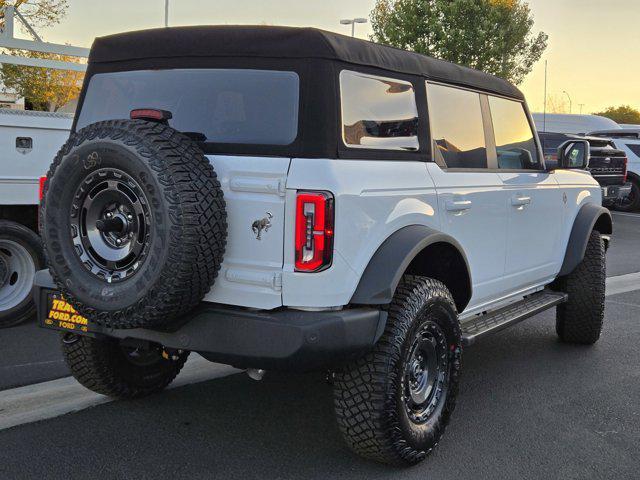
563,90,572,114
164,0,169,27
340,18,367,37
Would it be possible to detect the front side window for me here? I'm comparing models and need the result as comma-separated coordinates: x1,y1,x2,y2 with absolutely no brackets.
340,71,419,151
427,83,487,169
488,96,541,170
77,69,300,146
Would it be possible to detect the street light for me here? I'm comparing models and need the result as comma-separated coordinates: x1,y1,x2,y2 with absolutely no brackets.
164,0,169,27
563,90,572,114
340,18,367,37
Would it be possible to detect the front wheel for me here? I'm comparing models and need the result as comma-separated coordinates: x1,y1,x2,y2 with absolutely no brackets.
333,276,462,465
0,220,44,328
62,334,189,399
556,230,606,344
616,177,640,212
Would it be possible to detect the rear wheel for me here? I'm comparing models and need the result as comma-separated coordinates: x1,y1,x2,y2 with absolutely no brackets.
556,230,606,344
333,276,462,465
61,334,189,399
617,176,640,212
0,221,44,328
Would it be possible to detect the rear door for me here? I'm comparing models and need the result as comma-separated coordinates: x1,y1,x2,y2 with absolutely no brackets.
487,95,563,290
426,82,509,310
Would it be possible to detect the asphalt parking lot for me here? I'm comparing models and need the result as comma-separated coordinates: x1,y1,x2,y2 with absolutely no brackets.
0,211,639,479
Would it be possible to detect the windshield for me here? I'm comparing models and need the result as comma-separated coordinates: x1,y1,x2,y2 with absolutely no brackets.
76,69,300,146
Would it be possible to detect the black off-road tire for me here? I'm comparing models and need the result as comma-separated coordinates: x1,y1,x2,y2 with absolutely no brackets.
556,230,606,344
61,334,189,399
616,175,640,212
333,276,462,465
41,120,227,329
0,220,45,328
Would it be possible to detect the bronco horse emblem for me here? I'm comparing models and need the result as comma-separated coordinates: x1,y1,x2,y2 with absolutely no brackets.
251,212,273,240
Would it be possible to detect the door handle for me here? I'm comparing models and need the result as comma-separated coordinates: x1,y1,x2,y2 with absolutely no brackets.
446,199,473,212
511,195,531,207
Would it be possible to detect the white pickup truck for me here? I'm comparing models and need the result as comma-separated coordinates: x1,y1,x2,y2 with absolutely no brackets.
0,109,72,327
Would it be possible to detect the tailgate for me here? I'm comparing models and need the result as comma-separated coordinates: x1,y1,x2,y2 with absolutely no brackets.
202,155,291,309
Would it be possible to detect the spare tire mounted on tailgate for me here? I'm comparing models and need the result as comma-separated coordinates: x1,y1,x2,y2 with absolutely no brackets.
41,119,227,329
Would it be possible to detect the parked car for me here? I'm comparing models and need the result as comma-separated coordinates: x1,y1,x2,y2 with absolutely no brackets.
538,131,629,207
532,112,620,135
35,26,610,466
588,128,640,211
0,109,72,328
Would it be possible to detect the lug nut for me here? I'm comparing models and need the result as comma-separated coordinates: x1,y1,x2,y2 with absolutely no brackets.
106,212,113,218
116,239,122,245
127,214,133,221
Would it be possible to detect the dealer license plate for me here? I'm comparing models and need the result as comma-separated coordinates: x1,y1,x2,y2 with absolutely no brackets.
41,292,94,333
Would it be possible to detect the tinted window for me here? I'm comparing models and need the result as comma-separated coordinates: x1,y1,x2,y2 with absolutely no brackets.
77,69,300,145
489,96,540,170
340,71,419,151
626,144,640,157
427,83,487,168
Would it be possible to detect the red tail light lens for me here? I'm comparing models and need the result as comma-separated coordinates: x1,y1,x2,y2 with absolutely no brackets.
39,176,47,201
295,191,334,272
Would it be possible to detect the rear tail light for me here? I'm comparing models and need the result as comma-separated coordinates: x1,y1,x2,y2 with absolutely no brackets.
295,191,334,272
39,176,47,201
623,157,628,183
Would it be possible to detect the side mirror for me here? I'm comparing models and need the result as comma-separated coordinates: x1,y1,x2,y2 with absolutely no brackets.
556,140,590,170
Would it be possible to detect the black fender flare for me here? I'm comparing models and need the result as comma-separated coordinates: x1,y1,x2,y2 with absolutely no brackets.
558,203,612,277
350,225,472,305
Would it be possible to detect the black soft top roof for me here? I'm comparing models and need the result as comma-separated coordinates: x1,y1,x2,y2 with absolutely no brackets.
89,25,524,101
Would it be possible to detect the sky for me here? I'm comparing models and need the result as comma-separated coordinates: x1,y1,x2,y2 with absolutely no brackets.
27,0,640,114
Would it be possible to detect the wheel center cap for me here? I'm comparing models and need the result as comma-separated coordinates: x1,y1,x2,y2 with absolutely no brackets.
0,255,8,287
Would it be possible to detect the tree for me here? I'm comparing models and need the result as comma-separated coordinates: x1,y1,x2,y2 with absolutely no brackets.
593,105,640,125
370,0,548,84
0,0,68,29
0,0,80,111
0,51,83,111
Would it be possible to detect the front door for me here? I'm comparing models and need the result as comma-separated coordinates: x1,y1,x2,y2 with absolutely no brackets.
487,95,563,293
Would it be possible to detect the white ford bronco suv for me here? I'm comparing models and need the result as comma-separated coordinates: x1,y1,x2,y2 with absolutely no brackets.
34,26,611,466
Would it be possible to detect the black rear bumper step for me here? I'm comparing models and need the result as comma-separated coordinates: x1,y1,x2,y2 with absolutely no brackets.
461,290,567,346
33,270,387,372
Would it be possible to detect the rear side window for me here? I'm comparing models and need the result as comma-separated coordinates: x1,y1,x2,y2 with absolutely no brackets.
76,69,300,146
340,70,419,151
488,96,541,170
427,83,487,169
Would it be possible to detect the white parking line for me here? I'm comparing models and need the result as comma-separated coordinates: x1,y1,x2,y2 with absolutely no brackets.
0,354,238,431
611,211,640,219
606,272,640,297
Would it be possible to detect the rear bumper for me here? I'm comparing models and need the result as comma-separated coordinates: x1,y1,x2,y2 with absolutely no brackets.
34,270,386,372
601,183,632,203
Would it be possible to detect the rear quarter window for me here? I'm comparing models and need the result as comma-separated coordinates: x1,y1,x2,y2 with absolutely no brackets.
339,70,419,151
76,69,300,146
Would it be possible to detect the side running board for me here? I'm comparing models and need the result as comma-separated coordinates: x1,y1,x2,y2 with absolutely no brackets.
461,290,568,346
